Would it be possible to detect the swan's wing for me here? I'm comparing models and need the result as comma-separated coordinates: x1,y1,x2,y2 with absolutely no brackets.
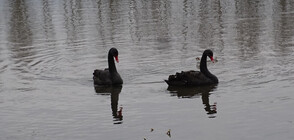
183,71,214,85
165,79,187,86
165,71,191,86
93,69,112,85
165,70,214,86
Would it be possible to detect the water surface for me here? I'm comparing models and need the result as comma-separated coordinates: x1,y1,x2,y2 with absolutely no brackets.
1,0,294,140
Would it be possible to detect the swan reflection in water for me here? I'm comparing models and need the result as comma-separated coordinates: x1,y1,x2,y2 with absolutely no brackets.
167,85,217,118
94,85,123,124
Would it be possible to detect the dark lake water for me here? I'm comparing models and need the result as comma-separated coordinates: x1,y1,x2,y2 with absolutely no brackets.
1,0,294,139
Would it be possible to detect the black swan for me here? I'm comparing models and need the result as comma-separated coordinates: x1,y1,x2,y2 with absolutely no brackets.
93,48,123,85
165,49,218,86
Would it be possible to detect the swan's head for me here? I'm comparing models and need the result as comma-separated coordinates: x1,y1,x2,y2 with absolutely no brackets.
110,48,119,63
204,49,214,62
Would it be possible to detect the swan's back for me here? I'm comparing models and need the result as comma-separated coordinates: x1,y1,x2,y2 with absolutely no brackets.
165,70,216,86
93,69,112,85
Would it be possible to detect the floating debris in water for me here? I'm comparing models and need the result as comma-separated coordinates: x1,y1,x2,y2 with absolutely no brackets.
166,129,171,137
150,128,154,132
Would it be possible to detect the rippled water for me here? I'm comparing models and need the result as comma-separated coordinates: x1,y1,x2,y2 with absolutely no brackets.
1,0,294,140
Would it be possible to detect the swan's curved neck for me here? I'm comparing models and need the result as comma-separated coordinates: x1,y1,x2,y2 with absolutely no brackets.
108,53,117,74
200,54,210,75
200,54,217,82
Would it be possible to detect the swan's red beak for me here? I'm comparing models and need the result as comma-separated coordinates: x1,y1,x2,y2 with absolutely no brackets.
115,56,119,63
209,56,215,63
